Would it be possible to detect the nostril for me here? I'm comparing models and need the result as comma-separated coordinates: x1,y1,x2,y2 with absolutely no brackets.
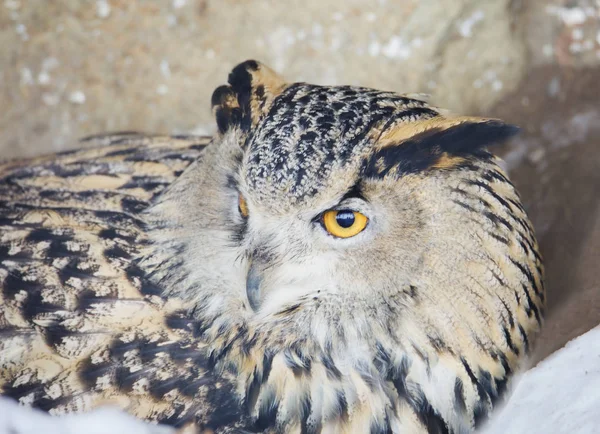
246,262,262,311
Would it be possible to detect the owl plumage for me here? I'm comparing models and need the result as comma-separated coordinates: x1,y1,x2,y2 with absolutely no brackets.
0,61,544,433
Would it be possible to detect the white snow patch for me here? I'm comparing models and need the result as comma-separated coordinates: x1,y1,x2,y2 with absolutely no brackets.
381,36,412,60
266,26,297,71
548,76,560,97
96,0,110,18
68,91,86,104
0,400,173,434
42,57,60,71
15,23,28,40
156,84,169,95
368,40,380,57
542,43,554,57
484,326,600,434
37,71,51,85
331,12,343,22
172,0,186,9
546,5,588,26
42,93,60,106
159,59,171,78
185,123,216,136
365,12,377,22
458,10,485,38
4,0,20,10
20,67,33,86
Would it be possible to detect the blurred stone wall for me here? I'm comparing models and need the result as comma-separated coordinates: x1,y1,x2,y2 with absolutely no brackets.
1,0,600,361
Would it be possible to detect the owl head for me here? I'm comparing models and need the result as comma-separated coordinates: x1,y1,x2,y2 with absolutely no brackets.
144,60,544,432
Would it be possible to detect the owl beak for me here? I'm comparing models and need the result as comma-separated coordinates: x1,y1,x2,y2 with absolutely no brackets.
246,260,263,311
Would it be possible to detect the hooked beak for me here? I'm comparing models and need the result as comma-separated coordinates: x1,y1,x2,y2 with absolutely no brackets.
246,260,263,311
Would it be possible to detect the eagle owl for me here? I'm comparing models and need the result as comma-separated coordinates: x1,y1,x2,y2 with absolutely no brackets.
0,60,544,433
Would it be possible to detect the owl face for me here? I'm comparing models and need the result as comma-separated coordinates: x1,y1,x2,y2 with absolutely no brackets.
188,64,519,322
140,60,544,431
235,148,427,317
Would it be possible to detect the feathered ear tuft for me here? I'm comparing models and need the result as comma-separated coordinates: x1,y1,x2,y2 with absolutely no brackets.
364,117,520,179
211,60,288,135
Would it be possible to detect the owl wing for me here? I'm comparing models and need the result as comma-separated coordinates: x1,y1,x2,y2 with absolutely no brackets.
0,134,246,431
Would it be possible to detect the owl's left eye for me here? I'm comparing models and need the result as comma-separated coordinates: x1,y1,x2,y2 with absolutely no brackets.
238,195,249,218
321,210,368,238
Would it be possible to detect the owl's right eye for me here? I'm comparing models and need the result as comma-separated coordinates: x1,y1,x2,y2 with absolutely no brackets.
321,209,368,238
238,194,249,218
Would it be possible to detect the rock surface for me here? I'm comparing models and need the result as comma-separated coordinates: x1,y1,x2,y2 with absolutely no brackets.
1,0,599,363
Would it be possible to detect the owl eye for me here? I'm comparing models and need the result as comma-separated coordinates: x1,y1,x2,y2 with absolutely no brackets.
238,195,249,218
322,210,368,238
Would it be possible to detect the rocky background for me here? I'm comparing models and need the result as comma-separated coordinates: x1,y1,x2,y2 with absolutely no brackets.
1,0,599,363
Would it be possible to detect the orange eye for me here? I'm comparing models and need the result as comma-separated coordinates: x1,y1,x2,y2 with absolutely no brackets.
322,210,368,238
238,195,249,218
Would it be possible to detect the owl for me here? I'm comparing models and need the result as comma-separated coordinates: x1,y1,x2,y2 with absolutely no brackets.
0,60,544,433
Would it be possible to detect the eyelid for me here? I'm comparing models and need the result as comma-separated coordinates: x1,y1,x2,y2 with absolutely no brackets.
311,198,369,223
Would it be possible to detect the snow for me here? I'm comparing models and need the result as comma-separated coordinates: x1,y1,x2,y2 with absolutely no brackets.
458,10,485,38
0,400,173,434
545,5,588,26
483,325,600,434
0,326,599,433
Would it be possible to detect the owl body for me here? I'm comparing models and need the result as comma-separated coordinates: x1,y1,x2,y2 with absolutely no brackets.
0,61,544,433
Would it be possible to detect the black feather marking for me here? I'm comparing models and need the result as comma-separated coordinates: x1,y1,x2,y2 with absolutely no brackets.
454,378,466,413
42,325,76,349
104,245,131,261
363,121,519,179
407,386,450,434
320,352,342,380
155,404,188,427
1,381,44,403
245,352,274,415
2,269,42,300
389,356,410,400
120,197,148,214
370,414,393,434
373,341,392,375
205,379,245,429
148,376,188,400
334,390,349,421
477,369,499,407
213,60,259,133
299,393,313,434
252,388,279,431
21,287,62,321
502,326,519,355
461,358,483,396
518,324,530,354
521,283,542,324
460,357,491,427
510,258,540,296
97,228,137,243
283,346,312,377
126,264,165,297
79,358,114,389
58,259,100,286
114,365,141,393
0,244,32,263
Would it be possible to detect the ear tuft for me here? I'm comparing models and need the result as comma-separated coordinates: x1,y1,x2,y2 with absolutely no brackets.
364,117,520,178
421,119,520,155
211,60,288,135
